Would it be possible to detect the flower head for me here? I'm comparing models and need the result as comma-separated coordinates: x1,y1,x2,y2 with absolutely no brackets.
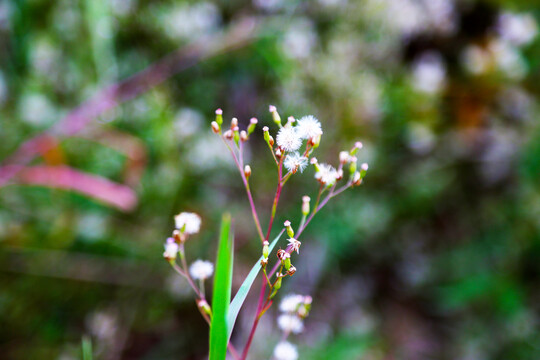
287,238,301,254
280,294,304,313
273,341,298,360
163,238,179,260
315,163,338,186
276,126,302,152
174,212,201,234
189,259,214,280
277,314,304,334
284,152,308,173
296,115,322,140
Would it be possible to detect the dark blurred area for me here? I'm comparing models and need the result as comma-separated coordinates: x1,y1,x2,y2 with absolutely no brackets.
1,0,540,359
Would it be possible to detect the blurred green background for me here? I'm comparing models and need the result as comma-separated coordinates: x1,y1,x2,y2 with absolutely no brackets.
2,0,540,359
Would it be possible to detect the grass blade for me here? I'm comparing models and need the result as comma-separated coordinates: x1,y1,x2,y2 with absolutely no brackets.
226,230,284,341
81,336,93,360
209,213,234,360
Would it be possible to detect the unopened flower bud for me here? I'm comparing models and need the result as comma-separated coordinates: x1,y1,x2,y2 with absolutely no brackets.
211,121,221,133
275,148,282,157
262,240,269,259
248,118,258,135
231,117,238,128
224,129,233,140
244,165,252,179
360,163,368,178
310,157,320,172
268,135,274,147
274,275,282,290
349,160,357,175
309,135,321,148
352,171,361,186
260,257,268,266
302,196,310,215
269,105,282,127
336,168,343,181
215,108,223,125
283,256,291,270
287,116,295,126
339,151,350,164
284,220,294,238
197,299,212,317
240,130,248,142
287,265,296,276
351,141,363,155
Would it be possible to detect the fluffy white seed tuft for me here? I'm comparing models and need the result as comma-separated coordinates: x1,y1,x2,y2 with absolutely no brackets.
273,341,298,360
296,115,322,140
284,152,308,173
174,212,201,234
189,259,214,280
276,126,302,152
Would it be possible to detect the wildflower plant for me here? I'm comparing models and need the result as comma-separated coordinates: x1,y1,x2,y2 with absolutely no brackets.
163,105,368,360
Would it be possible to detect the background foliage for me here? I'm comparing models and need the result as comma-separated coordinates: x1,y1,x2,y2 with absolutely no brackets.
2,0,540,359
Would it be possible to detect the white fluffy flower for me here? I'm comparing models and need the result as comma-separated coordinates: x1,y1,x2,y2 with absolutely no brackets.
315,163,338,186
163,238,179,260
280,294,304,313
174,212,201,234
277,314,304,334
276,126,302,152
273,341,298,360
296,115,322,140
189,259,214,280
284,153,308,173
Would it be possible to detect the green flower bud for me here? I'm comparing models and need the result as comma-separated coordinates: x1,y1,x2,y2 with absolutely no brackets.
215,109,223,125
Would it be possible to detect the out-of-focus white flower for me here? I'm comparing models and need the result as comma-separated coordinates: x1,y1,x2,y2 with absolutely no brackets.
497,12,538,47
461,45,490,75
253,0,284,11
282,19,317,59
273,341,298,360
489,39,527,79
284,153,308,173
174,107,203,139
315,163,338,186
412,52,446,94
110,0,135,17
87,310,118,341
189,259,214,280
277,126,302,152
174,212,201,234
165,2,220,40
279,294,304,313
296,115,322,140
19,93,57,126
277,314,304,334
163,238,179,260
407,123,436,155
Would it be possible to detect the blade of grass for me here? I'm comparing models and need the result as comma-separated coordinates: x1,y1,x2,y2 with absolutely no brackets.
82,336,93,360
209,213,234,360
226,229,284,341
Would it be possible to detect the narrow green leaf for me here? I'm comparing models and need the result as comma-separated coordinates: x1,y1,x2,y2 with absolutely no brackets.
82,336,93,360
226,230,284,341
209,213,234,360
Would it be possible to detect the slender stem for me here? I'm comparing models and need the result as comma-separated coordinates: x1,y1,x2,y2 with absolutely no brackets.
241,276,268,360
265,156,284,241
222,137,265,242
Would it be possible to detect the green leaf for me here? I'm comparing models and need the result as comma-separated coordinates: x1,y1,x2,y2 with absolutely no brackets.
209,213,234,360
226,230,284,342
81,336,93,360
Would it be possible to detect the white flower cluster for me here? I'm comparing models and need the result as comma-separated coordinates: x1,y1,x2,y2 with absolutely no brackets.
273,341,298,360
174,212,201,234
189,259,214,280
276,115,323,154
277,294,312,334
